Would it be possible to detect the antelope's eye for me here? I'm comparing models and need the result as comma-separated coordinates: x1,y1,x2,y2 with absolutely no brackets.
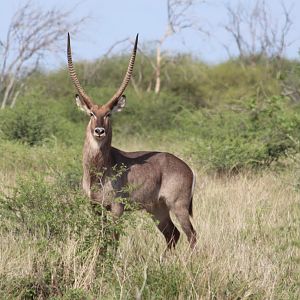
90,112,95,118
105,113,111,118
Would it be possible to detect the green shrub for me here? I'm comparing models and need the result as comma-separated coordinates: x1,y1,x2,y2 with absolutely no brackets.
0,101,57,145
175,96,300,172
0,169,132,297
0,172,125,249
113,91,188,135
0,95,83,146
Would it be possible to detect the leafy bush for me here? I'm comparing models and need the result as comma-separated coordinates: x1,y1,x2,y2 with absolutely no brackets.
0,100,57,145
0,94,83,146
113,91,188,136
0,170,132,297
175,96,300,172
0,169,128,251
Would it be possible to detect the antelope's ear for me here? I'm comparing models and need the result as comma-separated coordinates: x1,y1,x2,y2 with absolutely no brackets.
111,95,126,113
75,94,91,115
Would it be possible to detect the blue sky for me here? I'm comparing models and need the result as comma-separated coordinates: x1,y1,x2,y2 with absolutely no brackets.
1,0,299,68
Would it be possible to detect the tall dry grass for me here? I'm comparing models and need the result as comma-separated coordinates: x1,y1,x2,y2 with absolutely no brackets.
1,167,299,299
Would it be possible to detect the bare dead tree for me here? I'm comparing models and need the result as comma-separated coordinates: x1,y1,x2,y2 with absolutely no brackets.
83,0,202,97
71,1,206,97
0,1,85,109
133,0,205,94
153,0,207,94
223,0,294,62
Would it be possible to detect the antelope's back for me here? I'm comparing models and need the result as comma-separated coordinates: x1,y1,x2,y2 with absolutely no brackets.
111,148,194,206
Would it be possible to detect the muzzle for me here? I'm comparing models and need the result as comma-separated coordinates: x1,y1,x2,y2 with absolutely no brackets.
94,127,106,137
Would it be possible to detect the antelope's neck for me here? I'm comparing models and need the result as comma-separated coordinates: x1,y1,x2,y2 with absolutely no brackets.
82,126,112,195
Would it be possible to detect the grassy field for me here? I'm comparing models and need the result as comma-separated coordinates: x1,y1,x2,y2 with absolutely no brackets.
0,138,299,299
0,55,300,298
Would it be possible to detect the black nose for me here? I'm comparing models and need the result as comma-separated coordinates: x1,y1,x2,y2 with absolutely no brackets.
94,127,105,135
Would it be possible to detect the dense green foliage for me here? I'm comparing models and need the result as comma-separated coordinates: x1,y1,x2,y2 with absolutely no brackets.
1,56,300,171
176,96,300,171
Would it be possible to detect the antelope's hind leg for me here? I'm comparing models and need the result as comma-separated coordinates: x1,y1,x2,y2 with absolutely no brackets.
162,188,197,249
171,203,197,249
153,202,180,249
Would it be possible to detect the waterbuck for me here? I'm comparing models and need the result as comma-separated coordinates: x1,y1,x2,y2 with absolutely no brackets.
67,33,197,249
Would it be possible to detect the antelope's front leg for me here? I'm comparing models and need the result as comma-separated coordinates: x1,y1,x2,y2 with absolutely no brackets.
110,202,125,218
107,202,124,243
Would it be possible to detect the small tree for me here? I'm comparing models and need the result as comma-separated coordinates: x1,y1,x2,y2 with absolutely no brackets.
154,0,209,94
134,0,206,94
0,1,85,109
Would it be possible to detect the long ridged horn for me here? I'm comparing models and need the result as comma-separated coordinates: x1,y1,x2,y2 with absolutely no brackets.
105,34,138,109
67,33,93,109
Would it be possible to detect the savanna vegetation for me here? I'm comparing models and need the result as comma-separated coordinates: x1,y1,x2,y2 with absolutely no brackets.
1,53,300,299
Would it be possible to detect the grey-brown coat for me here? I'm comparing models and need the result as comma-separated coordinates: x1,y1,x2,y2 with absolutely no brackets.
67,33,197,249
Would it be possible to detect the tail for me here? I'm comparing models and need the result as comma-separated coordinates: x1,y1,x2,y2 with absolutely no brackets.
189,196,193,217
189,169,196,218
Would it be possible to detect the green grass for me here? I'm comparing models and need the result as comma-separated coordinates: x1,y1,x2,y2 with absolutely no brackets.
0,138,299,299
0,55,300,298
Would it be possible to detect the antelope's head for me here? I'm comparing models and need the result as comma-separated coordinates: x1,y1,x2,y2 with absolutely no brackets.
67,33,138,141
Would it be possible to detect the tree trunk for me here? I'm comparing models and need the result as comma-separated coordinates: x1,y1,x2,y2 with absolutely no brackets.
1,75,15,109
154,44,161,94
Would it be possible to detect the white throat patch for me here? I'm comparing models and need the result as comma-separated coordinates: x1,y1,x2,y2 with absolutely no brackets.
87,122,101,151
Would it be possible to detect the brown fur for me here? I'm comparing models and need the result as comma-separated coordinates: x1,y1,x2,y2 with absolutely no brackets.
81,106,197,249
67,34,196,249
